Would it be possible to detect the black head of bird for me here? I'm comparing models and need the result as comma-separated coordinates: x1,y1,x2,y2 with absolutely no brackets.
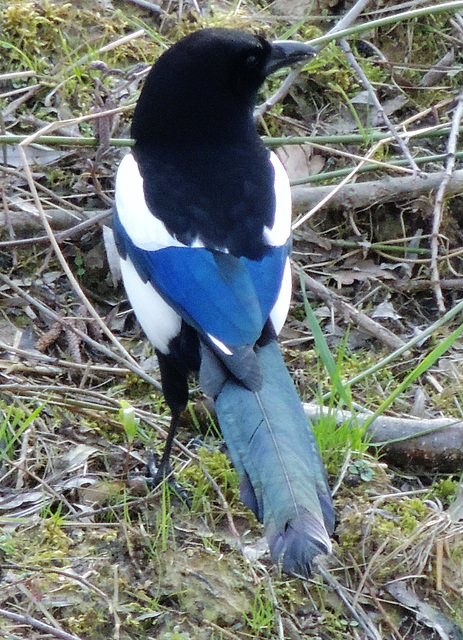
131,28,316,144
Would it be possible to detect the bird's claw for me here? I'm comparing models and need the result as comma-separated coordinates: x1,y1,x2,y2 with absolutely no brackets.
146,450,191,507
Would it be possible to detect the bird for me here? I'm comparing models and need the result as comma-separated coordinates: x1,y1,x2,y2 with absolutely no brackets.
113,27,334,577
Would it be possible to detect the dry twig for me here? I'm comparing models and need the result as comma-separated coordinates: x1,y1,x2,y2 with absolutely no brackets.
0,608,83,640
0,272,162,390
17,118,137,371
338,38,421,174
430,92,463,311
301,272,406,351
314,563,383,640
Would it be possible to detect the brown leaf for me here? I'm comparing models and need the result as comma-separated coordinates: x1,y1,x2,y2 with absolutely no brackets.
276,145,324,181
332,260,397,287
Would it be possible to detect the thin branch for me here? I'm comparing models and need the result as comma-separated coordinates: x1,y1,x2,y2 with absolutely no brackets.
292,142,384,228
314,563,383,640
297,139,415,175
0,608,83,640
99,28,147,54
0,339,130,376
3,457,78,515
17,140,138,371
291,148,463,185
124,0,161,12
338,38,421,174
307,1,463,49
301,272,406,351
320,294,463,394
0,273,162,390
2,564,121,636
0,70,36,81
0,164,84,212
200,466,244,555
0,134,133,146
430,91,463,311
256,1,463,118
0,119,458,148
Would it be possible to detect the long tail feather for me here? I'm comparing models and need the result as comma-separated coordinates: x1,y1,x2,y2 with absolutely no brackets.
214,340,334,577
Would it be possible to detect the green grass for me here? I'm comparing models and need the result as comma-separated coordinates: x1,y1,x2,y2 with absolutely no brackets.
0,401,44,462
243,584,276,638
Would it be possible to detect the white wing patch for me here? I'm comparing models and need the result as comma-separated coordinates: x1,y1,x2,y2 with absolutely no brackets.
120,255,181,354
263,152,292,247
270,257,292,335
115,153,184,251
207,333,233,356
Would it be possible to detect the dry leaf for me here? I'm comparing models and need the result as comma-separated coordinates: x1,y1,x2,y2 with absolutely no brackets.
103,224,122,286
371,301,401,320
386,582,462,640
276,145,324,180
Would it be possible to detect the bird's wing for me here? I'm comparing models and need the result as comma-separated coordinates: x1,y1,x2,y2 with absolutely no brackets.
114,209,288,350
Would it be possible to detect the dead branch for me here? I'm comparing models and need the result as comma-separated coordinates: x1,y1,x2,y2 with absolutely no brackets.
292,169,463,214
303,402,463,471
0,272,162,391
338,38,421,174
0,607,83,640
430,91,463,311
3,171,463,236
302,272,406,351
0,207,87,233
392,278,463,292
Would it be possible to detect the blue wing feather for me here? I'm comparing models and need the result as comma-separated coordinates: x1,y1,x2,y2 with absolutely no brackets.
114,209,289,348
241,249,289,324
138,247,264,346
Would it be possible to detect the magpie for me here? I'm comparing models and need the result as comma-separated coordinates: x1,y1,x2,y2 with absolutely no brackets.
113,28,334,577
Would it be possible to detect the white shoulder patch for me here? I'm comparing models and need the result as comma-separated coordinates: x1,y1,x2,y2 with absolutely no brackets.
115,153,184,251
263,152,292,247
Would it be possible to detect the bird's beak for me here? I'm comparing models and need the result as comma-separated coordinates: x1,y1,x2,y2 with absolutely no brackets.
265,40,317,76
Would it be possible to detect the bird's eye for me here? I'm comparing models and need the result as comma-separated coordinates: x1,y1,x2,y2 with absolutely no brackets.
245,54,259,69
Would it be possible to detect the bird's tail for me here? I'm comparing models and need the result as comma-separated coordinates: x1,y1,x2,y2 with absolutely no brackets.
214,339,334,577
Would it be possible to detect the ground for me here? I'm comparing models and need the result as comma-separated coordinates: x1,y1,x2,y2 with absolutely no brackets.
1,1,463,639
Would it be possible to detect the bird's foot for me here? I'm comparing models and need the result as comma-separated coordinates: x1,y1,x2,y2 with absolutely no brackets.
146,451,191,507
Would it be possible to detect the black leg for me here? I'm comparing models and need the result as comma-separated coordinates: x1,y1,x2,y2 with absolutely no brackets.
149,407,181,484
147,409,191,505
147,349,192,503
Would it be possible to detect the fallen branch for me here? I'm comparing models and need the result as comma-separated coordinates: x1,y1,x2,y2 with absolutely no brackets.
393,278,463,292
303,402,463,471
6,169,461,237
0,607,83,640
302,272,406,351
292,169,463,214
